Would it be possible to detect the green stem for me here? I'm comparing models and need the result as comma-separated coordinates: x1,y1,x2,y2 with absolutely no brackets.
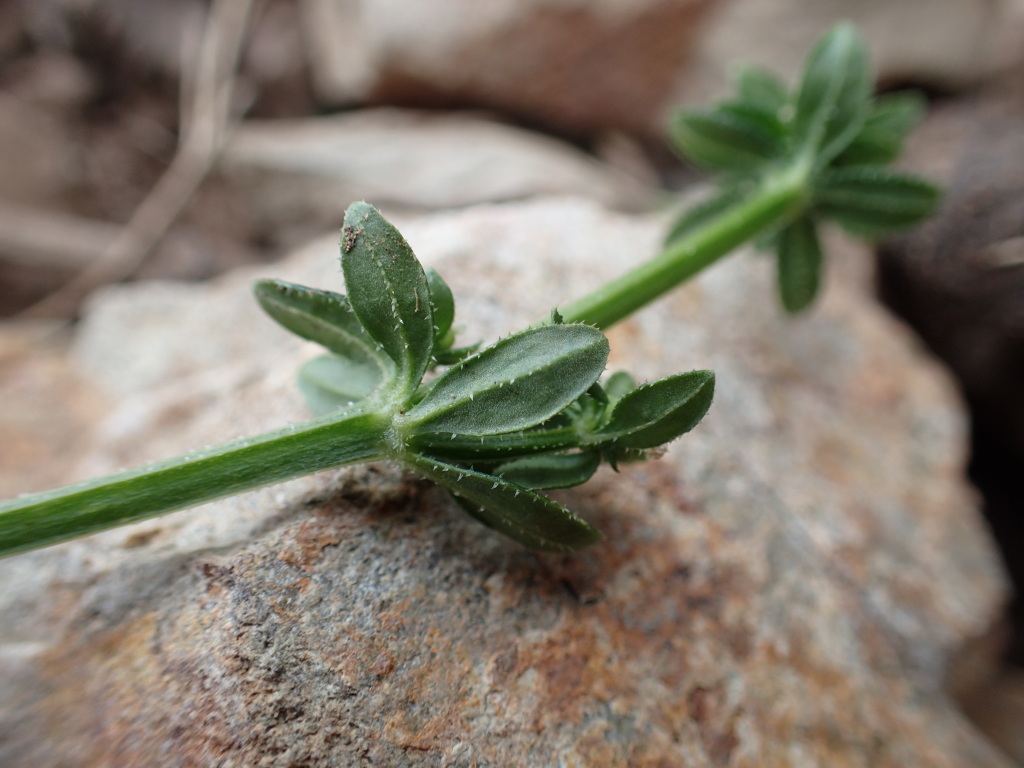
558,163,811,329
0,408,387,557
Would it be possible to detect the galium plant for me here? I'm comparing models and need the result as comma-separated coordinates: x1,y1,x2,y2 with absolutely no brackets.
1,202,714,555
561,21,939,324
0,23,937,558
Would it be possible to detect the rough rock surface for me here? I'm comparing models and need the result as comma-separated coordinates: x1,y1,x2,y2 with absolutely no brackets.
0,198,1011,766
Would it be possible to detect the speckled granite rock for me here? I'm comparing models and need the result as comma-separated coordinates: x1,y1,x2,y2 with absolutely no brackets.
0,198,1011,766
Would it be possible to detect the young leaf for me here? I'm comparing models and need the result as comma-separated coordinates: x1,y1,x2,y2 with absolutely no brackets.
814,166,940,238
594,370,715,449
603,371,637,402
433,342,481,367
719,102,786,145
409,455,602,552
736,66,789,115
425,267,455,343
341,202,433,393
664,185,747,247
791,22,872,165
671,109,782,172
834,92,926,166
297,354,384,415
253,280,391,372
776,214,823,313
585,381,609,406
492,452,601,490
405,324,608,437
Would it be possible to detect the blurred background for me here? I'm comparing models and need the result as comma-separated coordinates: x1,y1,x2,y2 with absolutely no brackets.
0,0,1022,757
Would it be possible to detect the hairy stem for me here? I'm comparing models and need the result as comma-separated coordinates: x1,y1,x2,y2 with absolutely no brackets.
558,162,811,329
0,408,387,557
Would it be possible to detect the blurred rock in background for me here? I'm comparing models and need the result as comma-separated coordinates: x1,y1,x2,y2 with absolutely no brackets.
878,62,1024,668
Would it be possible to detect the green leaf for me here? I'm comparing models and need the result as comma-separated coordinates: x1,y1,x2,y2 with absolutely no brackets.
253,279,390,372
776,214,823,313
409,455,602,551
297,354,384,415
814,166,940,238
791,22,872,164
834,92,925,166
735,66,789,115
341,202,433,393
415,422,580,465
603,371,637,402
671,108,782,172
492,452,600,490
405,324,608,437
595,370,715,449
664,185,747,247
425,267,455,343
432,342,481,367
720,101,786,144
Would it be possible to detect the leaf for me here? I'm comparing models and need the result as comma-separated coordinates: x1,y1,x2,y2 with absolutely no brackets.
735,66,789,115
253,279,390,371
603,371,637,402
405,324,608,437
791,22,872,165
834,91,925,166
341,202,433,393
409,455,602,551
775,214,823,313
594,370,715,449
425,267,455,343
492,452,600,490
415,421,580,465
814,166,940,238
432,342,481,367
719,101,786,144
670,108,782,172
297,354,384,415
664,185,747,247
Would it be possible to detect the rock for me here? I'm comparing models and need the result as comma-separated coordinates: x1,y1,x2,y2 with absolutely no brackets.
675,0,1024,104
0,198,1011,766
217,108,655,231
962,666,1024,765
877,72,1024,475
301,0,716,137
299,0,1024,138
0,323,103,499
876,70,1024,667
